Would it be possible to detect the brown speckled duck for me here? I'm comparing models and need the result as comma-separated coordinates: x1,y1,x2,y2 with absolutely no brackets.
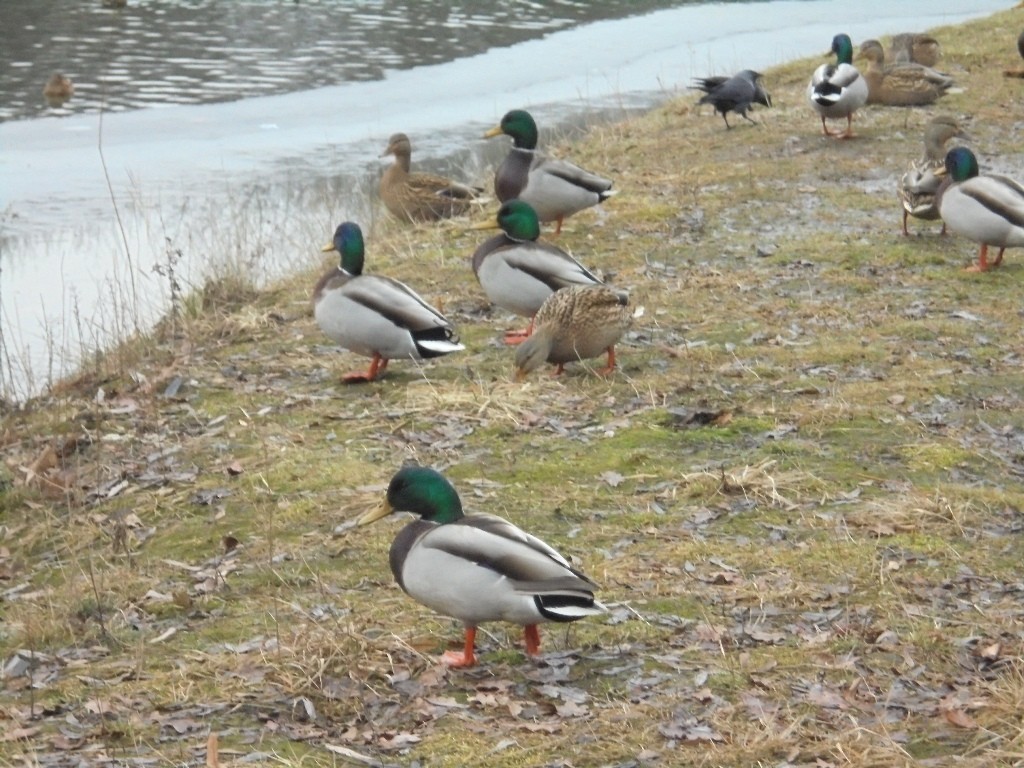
858,39,953,106
898,115,969,236
42,73,74,104
378,132,482,223
888,33,941,67
358,465,605,668
514,285,635,379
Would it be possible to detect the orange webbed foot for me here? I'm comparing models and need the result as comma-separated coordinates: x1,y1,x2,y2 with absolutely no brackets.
503,329,531,345
441,627,477,667
441,650,476,668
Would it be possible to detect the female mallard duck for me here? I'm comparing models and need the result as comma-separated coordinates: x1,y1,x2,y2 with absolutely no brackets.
888,33,941,68
807,33,869,139
42,73,74,104
514,285,635,379
358,465,605,667
692,69,772,129
857,40,953,106
936,147,1024,272
313,222,464,381
484,109,615,235
470,199,604,343
898,115,969,236
379,132,482,223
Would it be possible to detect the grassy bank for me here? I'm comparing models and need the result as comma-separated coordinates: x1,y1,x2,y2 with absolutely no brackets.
2,8,1023,767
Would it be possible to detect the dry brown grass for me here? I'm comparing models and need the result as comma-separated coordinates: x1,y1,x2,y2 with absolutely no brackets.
3,8,1024,768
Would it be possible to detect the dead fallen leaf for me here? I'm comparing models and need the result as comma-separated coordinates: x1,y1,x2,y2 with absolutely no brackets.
206,732,220,768
943,709,978,730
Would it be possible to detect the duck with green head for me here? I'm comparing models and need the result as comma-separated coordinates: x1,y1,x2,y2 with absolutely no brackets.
484,109,616,235
358,465,606,668
936,147,1024,272
470,199,604,343
807,33,869,139
312,222,464,382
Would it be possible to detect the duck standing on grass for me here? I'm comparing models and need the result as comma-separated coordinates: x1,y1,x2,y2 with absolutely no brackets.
691,69,772,129
514,285,635,379
807,33,869,139
378,132,482,223
470,199,604,344
484,109,616,235
898,115,970,236
312,222,464,382
857,40,953,106
358,465,606,668
936,147,1024,272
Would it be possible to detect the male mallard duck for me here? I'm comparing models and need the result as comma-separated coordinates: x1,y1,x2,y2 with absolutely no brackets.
936,147,1024,272
358,465,605,667
888,33,941,67
378,132,482,223
898,115,969,236
42,73,74,104
514,285,634,379
484,109,615,235
691,69,772,129
807,33,869,139
470,199,603,344
857,40,953,106
312,222,464,381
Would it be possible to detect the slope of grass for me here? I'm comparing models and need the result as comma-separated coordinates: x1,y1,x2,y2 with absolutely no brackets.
2,9,1023,767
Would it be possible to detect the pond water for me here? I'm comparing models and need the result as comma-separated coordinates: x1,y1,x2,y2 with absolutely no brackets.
0,0,1008,400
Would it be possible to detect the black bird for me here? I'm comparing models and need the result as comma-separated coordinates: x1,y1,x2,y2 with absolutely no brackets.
692,69,772,129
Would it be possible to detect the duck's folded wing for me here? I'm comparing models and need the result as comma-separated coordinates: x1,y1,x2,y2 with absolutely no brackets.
825,64,861,89
504,246,602,289
344,275,451,331
963,176,1024,227
535,156,613,195
419,514,597,587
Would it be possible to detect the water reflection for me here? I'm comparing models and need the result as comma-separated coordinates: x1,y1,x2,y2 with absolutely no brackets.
1,0,692,122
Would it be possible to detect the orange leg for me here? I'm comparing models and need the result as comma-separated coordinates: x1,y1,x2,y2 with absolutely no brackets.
901,210,909,237
993,247,1006,267
554,216,564,236
503,316,535,345
820,116,833,137
523,624,541,656
441,627,477,668
595,346,618,377
838,114,856,140
551,362,566,377
964,244,992,273
342,353,387,383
